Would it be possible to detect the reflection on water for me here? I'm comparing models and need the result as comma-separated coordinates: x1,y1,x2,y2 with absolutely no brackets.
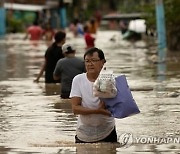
36,83,61,96
75,143,119,154
155,62,167,97
157,62,166,81
0,33,180,153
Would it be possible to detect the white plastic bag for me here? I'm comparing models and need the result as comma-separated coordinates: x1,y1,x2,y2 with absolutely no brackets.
93,68,117,98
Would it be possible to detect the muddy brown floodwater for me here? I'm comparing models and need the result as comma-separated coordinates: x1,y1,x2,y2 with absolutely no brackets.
0,31,180,153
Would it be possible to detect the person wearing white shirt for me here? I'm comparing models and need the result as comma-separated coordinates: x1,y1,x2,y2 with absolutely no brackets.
70,47,117,143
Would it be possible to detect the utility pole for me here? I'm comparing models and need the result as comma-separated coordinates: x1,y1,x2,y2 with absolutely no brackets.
59,0,67,29
0,0,6,36
155,0,167,80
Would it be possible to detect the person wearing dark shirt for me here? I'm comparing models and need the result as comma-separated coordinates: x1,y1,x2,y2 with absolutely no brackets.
34,30,66,83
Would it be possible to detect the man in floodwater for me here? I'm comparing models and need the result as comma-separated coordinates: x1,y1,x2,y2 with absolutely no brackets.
24,21,43,46
34,31,66,83
53,43,86,99
70,47,117,143
83,25,95,49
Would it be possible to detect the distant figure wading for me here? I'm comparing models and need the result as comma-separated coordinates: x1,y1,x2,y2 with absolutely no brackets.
53,43,86,99
34,31,66,83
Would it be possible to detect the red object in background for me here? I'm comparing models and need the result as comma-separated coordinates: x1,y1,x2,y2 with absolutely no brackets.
27,25,43,40
84,33,95,49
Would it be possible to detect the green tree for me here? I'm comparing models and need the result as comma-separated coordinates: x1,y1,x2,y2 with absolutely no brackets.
143,0,180,51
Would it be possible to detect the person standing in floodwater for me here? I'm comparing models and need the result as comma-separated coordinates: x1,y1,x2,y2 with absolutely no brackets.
83,25,95,49
42,23,55,46
53,43,86,99
24,21,43,46
87,18,98,34
70,47,117,143
69,19,84,37
34,31,66,83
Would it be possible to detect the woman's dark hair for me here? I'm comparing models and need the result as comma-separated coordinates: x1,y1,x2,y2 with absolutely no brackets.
84,47,106,63
54,31,66,43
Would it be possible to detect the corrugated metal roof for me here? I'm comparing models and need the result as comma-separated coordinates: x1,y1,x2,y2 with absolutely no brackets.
102,13,144,20
4,3,49,11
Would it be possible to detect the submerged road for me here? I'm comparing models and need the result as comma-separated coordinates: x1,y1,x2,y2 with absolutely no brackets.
0,31,180,153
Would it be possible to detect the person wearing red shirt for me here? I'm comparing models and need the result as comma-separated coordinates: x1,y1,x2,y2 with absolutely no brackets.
25,21,43,40
84,25,95,49
24,21,43,46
